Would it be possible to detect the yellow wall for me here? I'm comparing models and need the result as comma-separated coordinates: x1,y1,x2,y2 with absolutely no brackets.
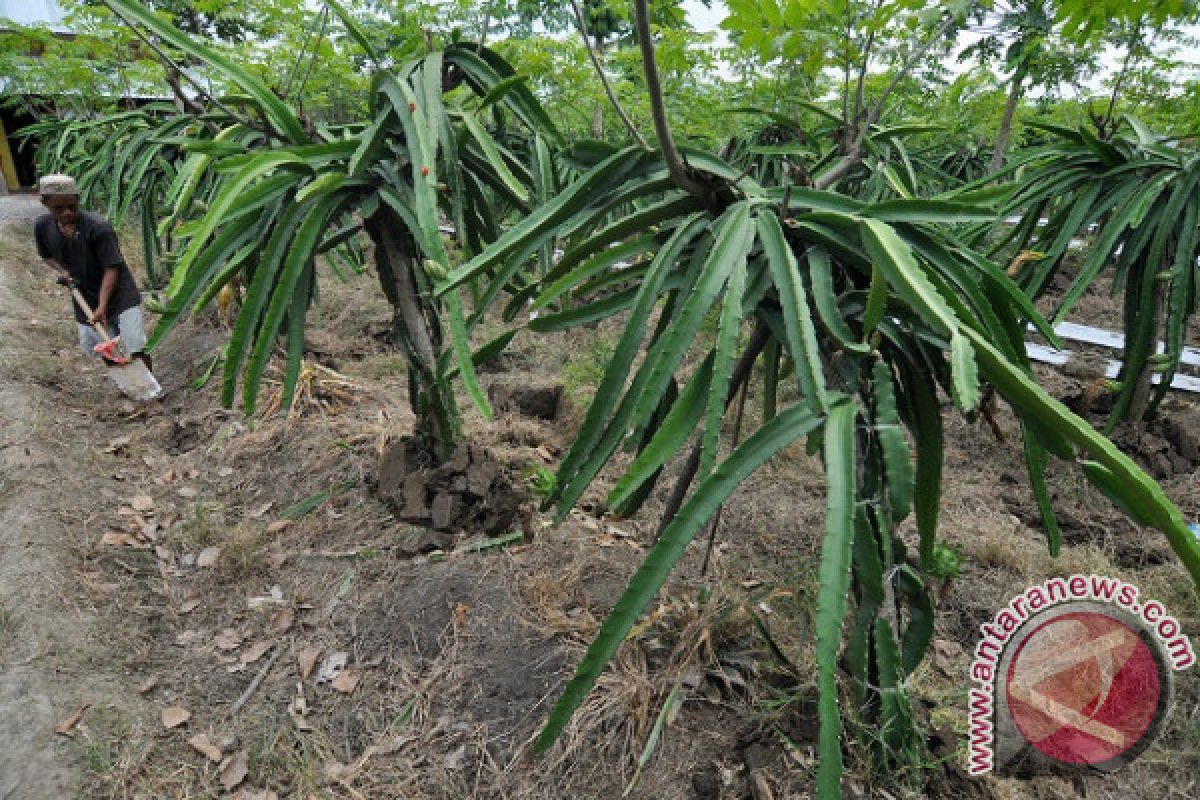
0,117,20,190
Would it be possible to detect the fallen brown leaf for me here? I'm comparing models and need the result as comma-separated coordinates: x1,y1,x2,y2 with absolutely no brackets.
265,520,293,534
99,531,129,547
247,501,273,519
241,641,272,665
138,677,158,694
267,608,293,635
54,704,89,736
188,733,224,763
233,788,279,800
131,494,155,512
218,750,249,791
162,706,191,729
453,602,470,627
330,669,359,694
297,646,321,681
214,628,243,652
179,599,201,614
196,546,221,568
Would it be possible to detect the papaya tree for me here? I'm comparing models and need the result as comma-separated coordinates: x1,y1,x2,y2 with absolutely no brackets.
442,1,1200,795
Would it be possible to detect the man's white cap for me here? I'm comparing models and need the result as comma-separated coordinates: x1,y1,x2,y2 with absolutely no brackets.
38,173,78,197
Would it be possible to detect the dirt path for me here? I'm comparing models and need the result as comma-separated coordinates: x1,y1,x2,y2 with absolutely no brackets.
0,195,90,798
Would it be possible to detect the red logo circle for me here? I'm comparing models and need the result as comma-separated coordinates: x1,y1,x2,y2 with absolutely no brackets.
1005,610,1160,765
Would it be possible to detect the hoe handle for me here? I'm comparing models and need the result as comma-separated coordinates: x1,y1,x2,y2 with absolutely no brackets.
67,285,114,341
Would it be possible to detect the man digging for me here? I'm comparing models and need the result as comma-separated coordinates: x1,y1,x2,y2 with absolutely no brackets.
34,173,154,375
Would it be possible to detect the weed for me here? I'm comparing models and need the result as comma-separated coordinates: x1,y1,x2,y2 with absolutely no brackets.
523,463,557,500
561,332,616,410
927,542,962,582
216,524,268,582
0,601,16,639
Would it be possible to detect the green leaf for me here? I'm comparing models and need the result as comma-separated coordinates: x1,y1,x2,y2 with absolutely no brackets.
962,325,1200,584
607,355,714,512
859,219,958,337
807,248,870,353
873,360,913,523
864,199,997,224
949,332,980,412
699,258,747,480
323,0,381,65
816,401,857,800
628,203,754,434
242,194,345,414
535,402,827,752
756,212,827,413
462,114,529,203
549,215,708,514
104,0,308,144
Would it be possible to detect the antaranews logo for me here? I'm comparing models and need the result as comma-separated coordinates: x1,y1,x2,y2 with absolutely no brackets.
967,574,1195,776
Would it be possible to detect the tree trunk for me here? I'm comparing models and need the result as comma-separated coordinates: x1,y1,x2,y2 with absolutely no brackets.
990,62,1028,173
591,35,606,139
365,212,459,459
1128,271,1167,422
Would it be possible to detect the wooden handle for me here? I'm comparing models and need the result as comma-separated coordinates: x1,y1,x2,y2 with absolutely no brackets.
69,287,113,342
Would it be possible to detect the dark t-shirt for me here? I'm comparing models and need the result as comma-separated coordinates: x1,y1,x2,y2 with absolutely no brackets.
34,211,141,324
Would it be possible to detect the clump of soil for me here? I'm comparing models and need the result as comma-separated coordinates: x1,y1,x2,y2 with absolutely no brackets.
1111,411,1200,480
376,437,529,539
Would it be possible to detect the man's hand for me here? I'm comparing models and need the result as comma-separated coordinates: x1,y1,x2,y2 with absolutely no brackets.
55,272,74,287
90,305,108,328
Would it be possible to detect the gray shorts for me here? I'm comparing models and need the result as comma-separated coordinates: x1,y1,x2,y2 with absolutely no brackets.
77,305,147,358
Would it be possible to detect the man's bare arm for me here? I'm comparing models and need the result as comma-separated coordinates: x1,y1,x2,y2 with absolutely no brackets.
94,266,119,324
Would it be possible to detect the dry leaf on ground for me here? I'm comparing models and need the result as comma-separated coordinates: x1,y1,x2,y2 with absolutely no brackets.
54,704,89,736
219,750,250,791
233,788,279,800
297,646,321,681
330,669,359,694
267,608,293,635
266,520,292,533
99,531,129,547
131,494,155,512
196,546,221,567
138,677,158,694
162,706,191,729
179,598,201,614
247,502,273,519
214,628,243,651
240,641,272,665
188,733,224,763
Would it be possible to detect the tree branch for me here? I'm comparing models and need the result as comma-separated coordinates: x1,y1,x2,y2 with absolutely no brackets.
654,323,772,541
477,0,496,52
109,4,257,131
633,0,707,199
569,0,648,149
816,12,956,190
1102,18,1144,137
